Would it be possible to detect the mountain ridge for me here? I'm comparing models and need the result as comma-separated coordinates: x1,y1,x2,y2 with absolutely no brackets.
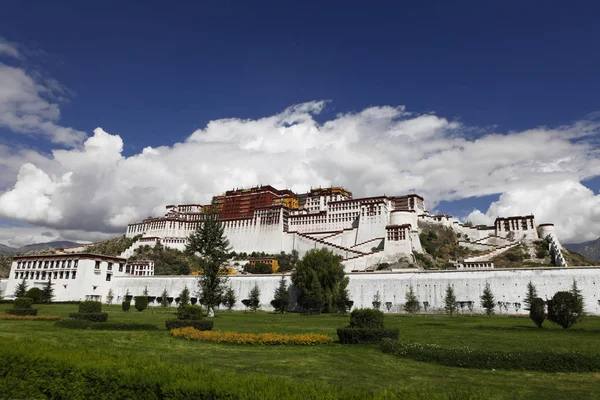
564,238,600,262
0,241,82,255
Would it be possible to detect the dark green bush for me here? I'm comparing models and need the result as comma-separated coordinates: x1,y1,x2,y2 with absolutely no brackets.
6,308,38,316
56,319,159,331
547,291,583,329
165,319,214,331
68,312,108,322
529,297,546,328
349,308,384,329
78,301,102,314
176,305,204,320
337,327,399,344
25,288,42,303
380,339,600,372
135,296,148,312
14,297,33,309
122,301,131,311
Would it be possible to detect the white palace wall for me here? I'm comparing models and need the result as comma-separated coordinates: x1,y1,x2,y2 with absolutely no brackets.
104,267,600,315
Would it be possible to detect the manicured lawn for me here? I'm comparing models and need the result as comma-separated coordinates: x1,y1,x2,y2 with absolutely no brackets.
1,303,600,399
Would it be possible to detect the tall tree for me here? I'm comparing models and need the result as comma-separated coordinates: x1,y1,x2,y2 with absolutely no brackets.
41,277,54,304
179,285,190,306
271,276,290,313
291,248,347,313
480,282,495,316
444,284,457,316
161,288,169,307
248,283,261,312
570,279,584,314
186,204,230,317
404,285,421,314
523,281,537,311
222,286,237,310
14,277,28,298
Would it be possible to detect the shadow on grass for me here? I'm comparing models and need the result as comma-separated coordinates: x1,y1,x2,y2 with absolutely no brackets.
419,322,447,327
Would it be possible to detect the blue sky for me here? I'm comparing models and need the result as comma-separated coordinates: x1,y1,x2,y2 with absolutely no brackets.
1,1,600,245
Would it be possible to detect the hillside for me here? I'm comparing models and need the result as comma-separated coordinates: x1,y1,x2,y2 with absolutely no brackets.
564,238,600,262
0,241,81,256
84,235,141,257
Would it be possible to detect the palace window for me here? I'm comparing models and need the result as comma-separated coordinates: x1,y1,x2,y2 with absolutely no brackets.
95,261,101,269
41,271,46,280
71,271,77,279
67,260,72,268
53,271,58,279
59,271,64,279
119,263,124,272
106,273,112,281
73,260,78,268
14,272,18,279
107,263,113,271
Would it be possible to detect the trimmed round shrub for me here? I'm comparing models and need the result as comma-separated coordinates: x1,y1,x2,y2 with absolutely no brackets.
547,291,583,329
79,301,102,314
14,297,34,309
337,327,399,344
6,308,38,316
25,288,42,304
135,296,148,312
69,312,108,322
529,298,546,328
176,305,204,320
165,319,214,331
349,308,384,329
122,301,131,311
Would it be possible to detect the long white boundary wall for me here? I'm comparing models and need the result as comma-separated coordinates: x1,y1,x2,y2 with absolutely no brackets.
108,267,600,315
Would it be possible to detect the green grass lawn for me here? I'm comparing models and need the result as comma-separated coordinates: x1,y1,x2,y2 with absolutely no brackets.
1,303,600,399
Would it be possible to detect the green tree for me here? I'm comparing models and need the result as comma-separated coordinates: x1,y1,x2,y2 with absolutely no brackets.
248,283,261,311
404,285,421,314
529,297,546,328
444,285,457,316
186,205,230,317
161,288,169,307
41,277,54,304
523,281,537,311
222,286,237,310
14,277,28,298
26,287,42,303
244,262,272,274
271,276,290,313
143,285,149,296
291,248,347,313
570,279,584,313
480,282,495,316
135,296,148,312
179,286,190,306
547,291,583,329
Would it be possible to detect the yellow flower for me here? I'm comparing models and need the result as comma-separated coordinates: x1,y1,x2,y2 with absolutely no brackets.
170,327,332,345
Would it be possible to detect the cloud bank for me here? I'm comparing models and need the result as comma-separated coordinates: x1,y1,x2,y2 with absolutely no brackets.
1,100,600,244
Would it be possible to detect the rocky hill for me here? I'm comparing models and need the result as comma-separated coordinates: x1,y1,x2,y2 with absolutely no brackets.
564,238,600,262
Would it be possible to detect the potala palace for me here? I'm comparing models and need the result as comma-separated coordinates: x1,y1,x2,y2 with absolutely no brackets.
3,185,600,314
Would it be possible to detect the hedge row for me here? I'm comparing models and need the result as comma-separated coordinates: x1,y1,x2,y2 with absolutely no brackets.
6,309,38,316
171,327,334,345
380,339,600,372
0,315,60,321
78,301,102,313
0,339,417,400
165,319,214,331
55,319,159,331
68,313,108,322
337,328,399,344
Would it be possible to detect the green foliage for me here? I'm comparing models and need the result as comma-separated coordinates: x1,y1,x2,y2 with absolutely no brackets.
165,319,214,331
13,278,28,298
248,283,261,311
130,244,194,275
179,286,190,306
68,312,108,322
161,289,169,307
176,305,204,320
106,289,114,305
13,297,33,309
444,285,457,316
523,281,537,311
491,244,531,268
244,262,273,274
404,285,421,314
276,250,299,272
41,278,54,304
547,291,583,329
372,291,382,309
186,206,230,315
480,282,495,316
271,276,290,313
85,234,141,256
55,319,159,331
349,308,384,329
291,248,348,313
78,301,102,313
530,298,546,328
571,279,584,312
135,296,148,312
222,286,237,310
418,224,477,268
381,338,600,372
25,287,42,303
6,308,38,316
122,301,131,311
337,328,399,344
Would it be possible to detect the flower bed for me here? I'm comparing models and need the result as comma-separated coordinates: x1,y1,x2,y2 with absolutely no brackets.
171,327,333,345
0,315,61,321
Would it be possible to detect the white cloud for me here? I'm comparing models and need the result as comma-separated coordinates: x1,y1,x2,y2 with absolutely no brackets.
0,63,86,145
0,102,599,243
0,37,21,59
